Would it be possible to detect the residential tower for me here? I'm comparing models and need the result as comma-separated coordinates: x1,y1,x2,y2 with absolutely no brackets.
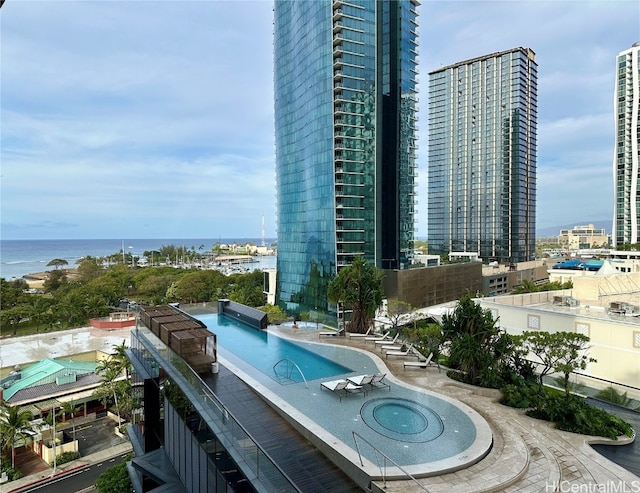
427,47,537,263
613,42,640,247
273,0,419,313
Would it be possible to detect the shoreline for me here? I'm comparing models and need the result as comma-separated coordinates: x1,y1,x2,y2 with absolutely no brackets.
21,269,79,290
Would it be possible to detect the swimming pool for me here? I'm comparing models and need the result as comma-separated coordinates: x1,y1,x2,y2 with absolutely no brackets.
279,321,319,330
195,312,492,478
197,314,351,383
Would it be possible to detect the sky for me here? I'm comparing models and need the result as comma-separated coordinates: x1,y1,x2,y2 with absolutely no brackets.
1,0,638,240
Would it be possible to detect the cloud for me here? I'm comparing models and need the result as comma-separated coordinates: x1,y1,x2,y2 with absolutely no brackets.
1,0,638,239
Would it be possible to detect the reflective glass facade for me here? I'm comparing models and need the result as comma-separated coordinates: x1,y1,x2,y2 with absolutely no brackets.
274,0,419,313
612,43,640,247
428,47,537,263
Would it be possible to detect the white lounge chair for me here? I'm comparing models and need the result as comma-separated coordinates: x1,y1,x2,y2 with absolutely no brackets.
385,344,417,359
403,352,434,370
380,342,402,353
347,374,373,389
369,373,390,391
320,379,364,400
318,327,345,338
374,332,399,347
365,330,390,342
348,327,372,338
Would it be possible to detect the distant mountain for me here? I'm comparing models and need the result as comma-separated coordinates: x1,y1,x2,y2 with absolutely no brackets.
536,220,611,238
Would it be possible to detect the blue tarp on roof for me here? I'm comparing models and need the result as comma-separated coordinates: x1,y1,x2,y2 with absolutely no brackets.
553,260,583,269
552,259,604,271
583,260,604,271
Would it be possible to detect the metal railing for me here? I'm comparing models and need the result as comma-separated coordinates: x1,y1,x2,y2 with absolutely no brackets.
352,431,430,492
132,327,301,492
273,358,308,388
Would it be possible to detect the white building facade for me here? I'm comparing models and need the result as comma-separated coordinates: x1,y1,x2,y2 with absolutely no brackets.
613,42,640,247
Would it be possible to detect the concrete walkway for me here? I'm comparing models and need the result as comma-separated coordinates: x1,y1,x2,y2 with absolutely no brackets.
277,325,640,493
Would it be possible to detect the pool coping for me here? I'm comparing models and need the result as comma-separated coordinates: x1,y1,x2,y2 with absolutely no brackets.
216,330,493,481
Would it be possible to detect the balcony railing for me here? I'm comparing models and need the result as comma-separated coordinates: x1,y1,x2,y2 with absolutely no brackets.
132,327,300,493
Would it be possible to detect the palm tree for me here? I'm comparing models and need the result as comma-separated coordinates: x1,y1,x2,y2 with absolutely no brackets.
95,359,123,426
28,296,52,333
327,257,385,334
441,294,500,384
0,402,36,468
84,294,107,319
60,400,80,453
111,340,131,379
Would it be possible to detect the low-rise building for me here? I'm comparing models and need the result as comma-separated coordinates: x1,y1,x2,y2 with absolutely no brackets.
558,224,609,249
476,271,640,396
482,259,549,296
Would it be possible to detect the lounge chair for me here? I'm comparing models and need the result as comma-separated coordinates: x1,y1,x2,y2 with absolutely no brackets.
380,342,402,353
347,327,372,338
364,330,390,342
374,332,399,347
347,374,373,389
318,327,345,338
369,373,390,391
403,352,434,370
385,344,417,359
320,379,364,400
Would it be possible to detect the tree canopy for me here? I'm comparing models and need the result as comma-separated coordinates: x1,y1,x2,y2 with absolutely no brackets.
517,331,596,395
47,258,69,269
327,257,384,334
95,455,134,493
0,402,36,468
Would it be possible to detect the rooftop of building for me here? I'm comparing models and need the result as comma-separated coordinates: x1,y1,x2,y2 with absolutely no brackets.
429,46,536,75
0,357,99,403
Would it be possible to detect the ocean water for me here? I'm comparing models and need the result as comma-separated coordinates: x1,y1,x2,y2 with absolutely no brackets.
0,238,276,280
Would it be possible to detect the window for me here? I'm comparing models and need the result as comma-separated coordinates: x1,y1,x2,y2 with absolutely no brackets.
634,332,640,349
527,314,540,329
576,323,590,338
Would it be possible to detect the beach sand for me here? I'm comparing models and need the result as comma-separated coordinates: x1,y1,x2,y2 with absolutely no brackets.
24,269,79,289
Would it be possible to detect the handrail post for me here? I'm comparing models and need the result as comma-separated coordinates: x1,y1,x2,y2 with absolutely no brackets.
352,431,430,492
273,358,309,388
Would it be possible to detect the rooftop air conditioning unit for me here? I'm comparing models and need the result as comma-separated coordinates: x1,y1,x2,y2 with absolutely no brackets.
553,296,579,307
566,297,579,307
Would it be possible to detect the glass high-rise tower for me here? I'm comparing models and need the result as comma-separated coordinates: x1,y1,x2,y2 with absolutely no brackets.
613,42,640,247
274,0,419,313
427,47,537,263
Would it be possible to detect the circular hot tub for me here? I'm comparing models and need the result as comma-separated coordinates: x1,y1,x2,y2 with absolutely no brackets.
360,397,444,443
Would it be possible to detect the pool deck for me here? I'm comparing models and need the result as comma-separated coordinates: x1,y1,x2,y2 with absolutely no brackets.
1,324,637,492
217,328,493,482
265,325,639,493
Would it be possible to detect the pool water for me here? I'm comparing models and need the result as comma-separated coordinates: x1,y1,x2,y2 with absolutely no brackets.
197,314,352,383
194,311,491,474
279,321,319,330
361,397,445,442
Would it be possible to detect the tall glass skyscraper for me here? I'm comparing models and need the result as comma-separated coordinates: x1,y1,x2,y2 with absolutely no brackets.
427,47,537,263
274,0,419,313
612,42,640,247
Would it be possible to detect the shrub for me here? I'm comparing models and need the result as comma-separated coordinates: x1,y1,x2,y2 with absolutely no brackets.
0,455,22,481
526,394,633,440
51,451,80,467
595,387,640,411
500,383,540,409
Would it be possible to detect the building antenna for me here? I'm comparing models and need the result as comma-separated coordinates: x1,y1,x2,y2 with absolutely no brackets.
261,213,266,247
